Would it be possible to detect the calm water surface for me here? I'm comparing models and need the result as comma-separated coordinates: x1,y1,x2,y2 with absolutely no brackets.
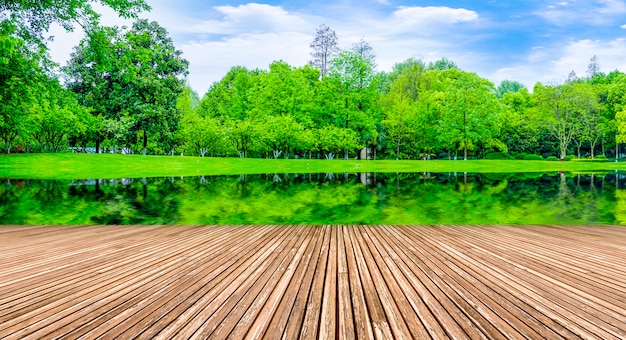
1,172,624,225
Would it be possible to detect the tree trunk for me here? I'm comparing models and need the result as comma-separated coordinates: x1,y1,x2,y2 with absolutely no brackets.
96,139,100,154
602,139,605,156
464,145,468,161
142,130,147,155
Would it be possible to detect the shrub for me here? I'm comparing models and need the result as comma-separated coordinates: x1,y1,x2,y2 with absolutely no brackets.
546,156,558,161
596,155,608,160
564,155,575,161
484,152,513,160
522,153,543,160
510,152,528,160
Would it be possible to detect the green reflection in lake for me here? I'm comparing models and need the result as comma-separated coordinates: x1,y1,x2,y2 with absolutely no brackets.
1,172,624,225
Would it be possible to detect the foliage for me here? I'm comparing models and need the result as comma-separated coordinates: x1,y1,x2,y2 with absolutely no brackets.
0,0,149,46
64,20,188,155
484,152,513,160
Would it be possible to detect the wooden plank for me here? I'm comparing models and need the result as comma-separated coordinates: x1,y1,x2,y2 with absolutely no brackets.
299,225,331,339
341,225,374,340
0,225,625,340
260,226,324,339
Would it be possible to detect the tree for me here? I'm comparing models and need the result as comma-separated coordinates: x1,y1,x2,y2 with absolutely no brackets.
180,114,228,157
197,66,257,120
25,80,89,152
0,29,41,153
309,24,338,78
427,58,458,71
351,38,376,68
499,88,540,154
381,59,429,159
533,82,598,159
587,55,601,79
496,80,525,99
609,74,626,154
381,91,416,160
225,118,256,158
328,49,379,157
65,20,189,155
427,69,503,160
0,0,149,46
567,70,578,83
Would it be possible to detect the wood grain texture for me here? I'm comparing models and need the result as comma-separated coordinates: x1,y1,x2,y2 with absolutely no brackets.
0,225,625,339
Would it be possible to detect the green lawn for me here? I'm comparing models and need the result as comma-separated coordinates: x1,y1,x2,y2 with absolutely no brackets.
1,153,626,179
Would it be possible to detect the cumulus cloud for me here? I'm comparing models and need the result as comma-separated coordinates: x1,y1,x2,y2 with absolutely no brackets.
392,6,479,27
191,3,311,35
181,32,312,92
173,4,482,93
536,0,626,25
487,38,626,88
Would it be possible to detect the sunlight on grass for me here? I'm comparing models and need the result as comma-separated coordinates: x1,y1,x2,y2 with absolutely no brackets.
1,153,626,179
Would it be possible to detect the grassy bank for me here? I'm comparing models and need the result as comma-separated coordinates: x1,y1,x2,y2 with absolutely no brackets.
2,153,626,179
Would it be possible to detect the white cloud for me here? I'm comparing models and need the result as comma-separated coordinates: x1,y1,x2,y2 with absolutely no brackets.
191,3,311,35
536,0,626,25
392,6,479,27
172,4,482,93
487,38,626,88
181,32,312,92
597,0,626,14
621,24,626,28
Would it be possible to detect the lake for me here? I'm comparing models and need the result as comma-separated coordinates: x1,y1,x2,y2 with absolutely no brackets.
1,172,624,225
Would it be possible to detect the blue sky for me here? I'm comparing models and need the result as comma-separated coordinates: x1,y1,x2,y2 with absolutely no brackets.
48,1,626,94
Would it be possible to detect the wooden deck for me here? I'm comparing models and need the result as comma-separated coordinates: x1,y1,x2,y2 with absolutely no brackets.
0,225,625,339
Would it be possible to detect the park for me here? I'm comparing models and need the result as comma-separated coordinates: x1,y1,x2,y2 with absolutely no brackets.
2,0,626,338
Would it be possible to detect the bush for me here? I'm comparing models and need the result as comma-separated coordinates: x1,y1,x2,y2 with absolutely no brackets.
564,155,575,161
546,156,558,161
484,152,513,160
522,153,543,160
596,155,608,160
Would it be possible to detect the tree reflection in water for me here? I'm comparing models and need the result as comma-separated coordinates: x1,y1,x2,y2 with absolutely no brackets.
0,172,623,225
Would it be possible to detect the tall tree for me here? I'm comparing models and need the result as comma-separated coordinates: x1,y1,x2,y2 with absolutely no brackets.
309,24,338,78
427,69,503,160
65,20,189,155
587,55,601,79
0,28,41,153
533,82,598,159
351,38,376,68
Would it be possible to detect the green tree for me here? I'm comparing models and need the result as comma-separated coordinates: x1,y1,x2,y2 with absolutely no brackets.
197,66,257,120
499,88,541,154
534,82,599,159
25,80,89,152
224,118,256,158
496,80,525,99
1,0,149,45
65,20,189,155
0,32,40,153
180,114,228,157
329,49,379,158
427,58,458,71
427,69,503,160
609,74,626,151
